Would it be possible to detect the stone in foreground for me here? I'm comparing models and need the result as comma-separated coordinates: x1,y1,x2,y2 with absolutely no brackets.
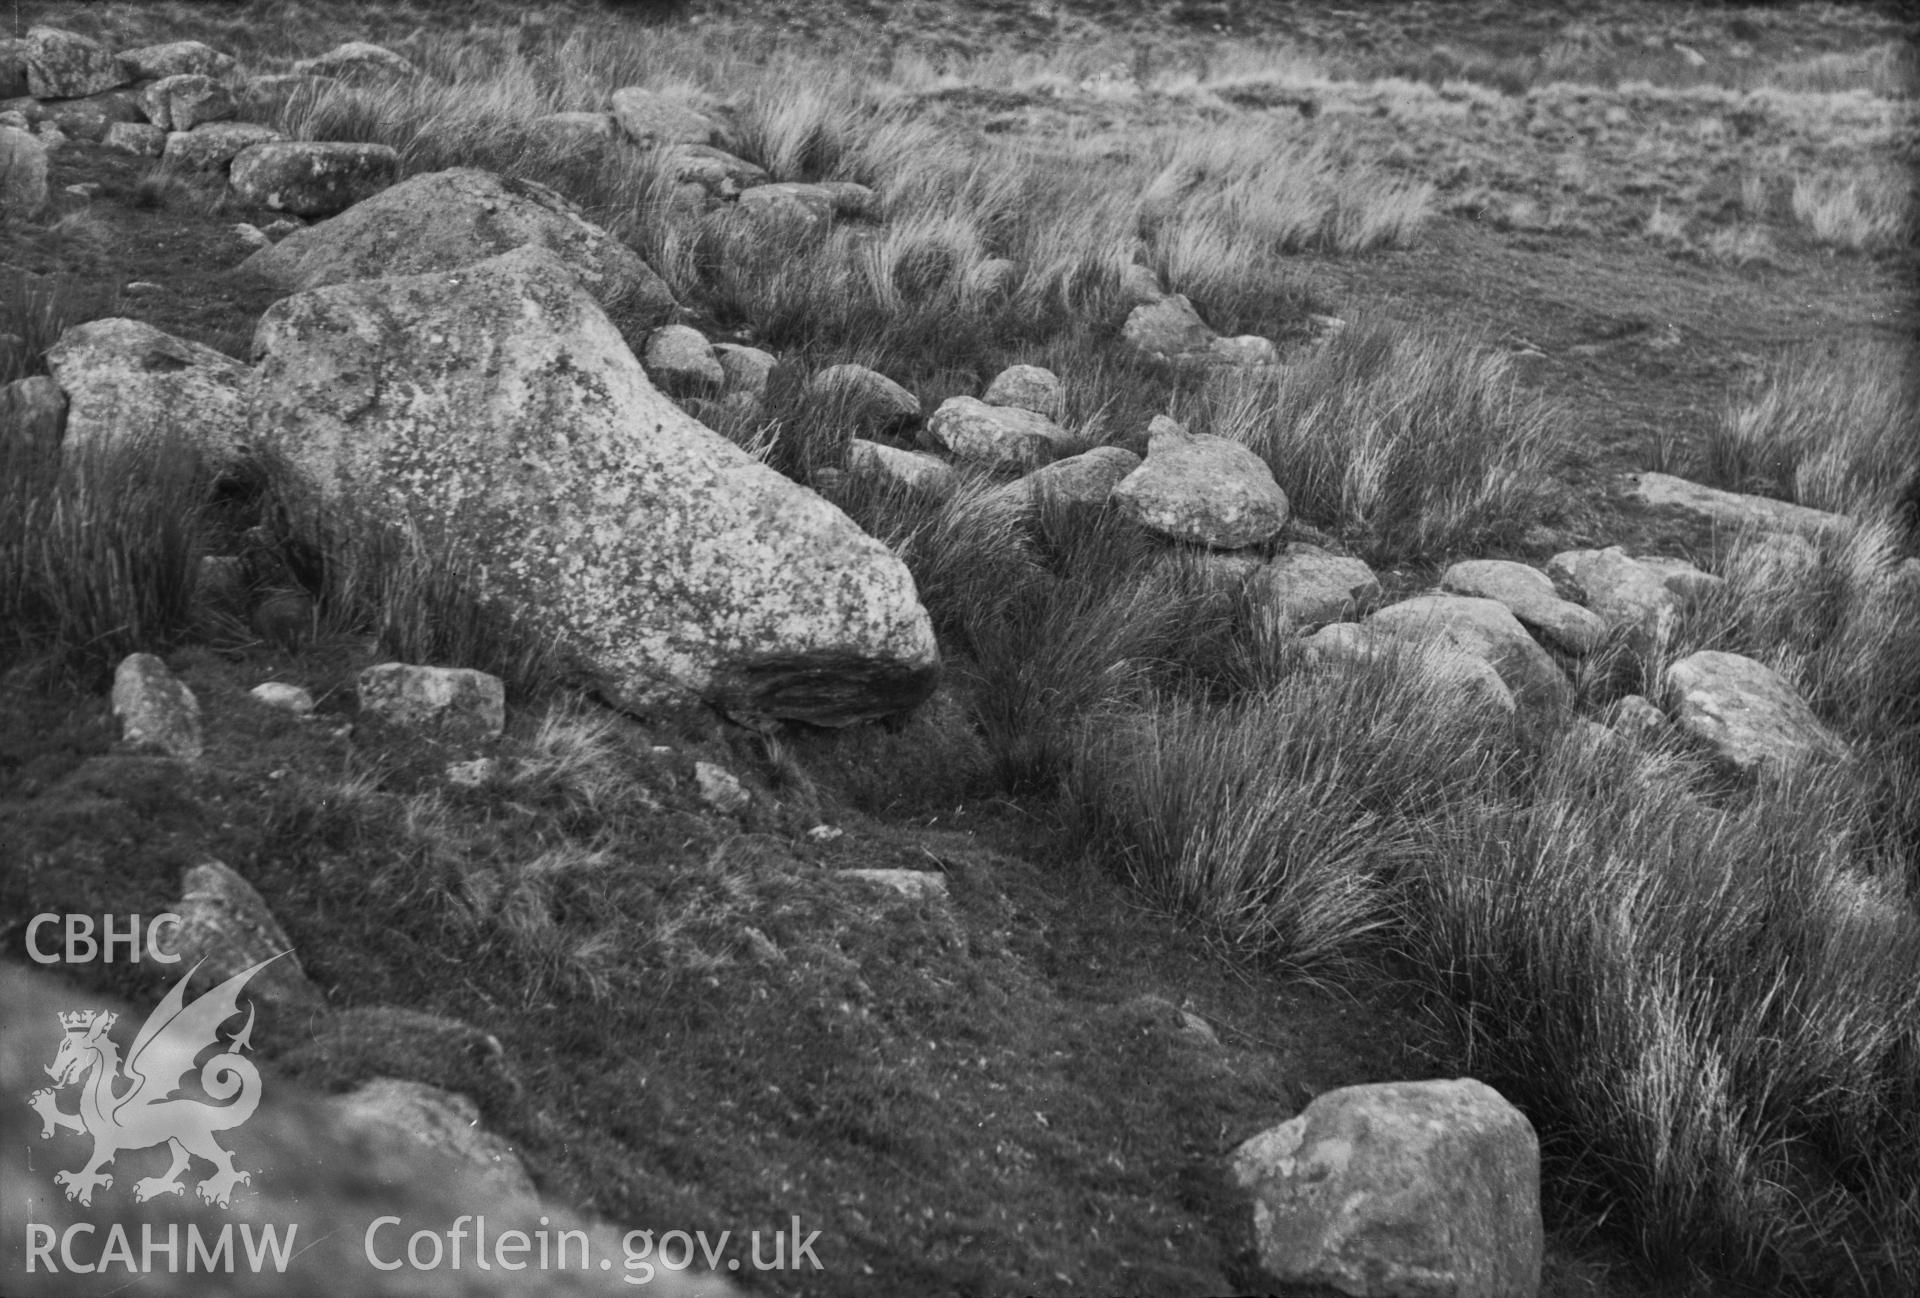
1368,593,1572,711
150,859,323,1013
111,653,203,760
1111,416,1288,549
1665,650,1845,775
1231,1078,1543,1298
228,140,400,217
242,167,675,321
1253,544,1381,629
250,245,938,726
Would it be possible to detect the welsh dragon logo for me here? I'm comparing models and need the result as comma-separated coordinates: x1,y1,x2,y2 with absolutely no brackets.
27,955,283,1209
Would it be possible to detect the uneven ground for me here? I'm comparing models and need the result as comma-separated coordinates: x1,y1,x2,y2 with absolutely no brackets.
2,1,1915,1295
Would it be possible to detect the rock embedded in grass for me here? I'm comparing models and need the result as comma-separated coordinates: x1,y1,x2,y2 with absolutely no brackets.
1442,557,1608,656
0,125,46,213
1367,593,1573,712
847,439,958,498
229,140,401,217
117,39,235,81
357,663,507,742
1664,650,1846,776
1,375,66,459
104,120,164,156
841,869,949,902
1110,415,1288,549
162,120,284,171
1307,622,1518,717
924,395,1070,471
46,316,251,464
712,343,777,404
150,859,323,1014
1231,1078,1543,1298
1250,544,1382,629
981,444,1140,517
662,142,768,197
1121,292,1215,357
1625,471,1849,537
249,243,939,726
610,85,723,146
736,181,838,234
292,41,418,85
23,26,129,99
643,324,724,398
1633,553,1725,601
982,363,1062,419
250,681,316,716
141,73,235,133
328,1079,535,1200
694,760,751,814
111,653,203,760
811,363,922,431
241,167,676,323
1607,693,1668,738
1547,546,1678,641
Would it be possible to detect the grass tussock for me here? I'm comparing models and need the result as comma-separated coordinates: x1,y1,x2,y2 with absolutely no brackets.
1704,341,1918,516
1193,318,1558,562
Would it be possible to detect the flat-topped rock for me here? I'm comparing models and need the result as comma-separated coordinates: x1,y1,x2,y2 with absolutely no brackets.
163,121,285,170
293,41,417,84
229,140,400,217
118,40,235,81
1252,544,1380,628
1626,471,1848,536
1443,558,1608,656
846,440,957,498
1368,593,1572,711
242,167,675,322
1111,416,1288,549
610,86,722,146
924,395,1070,470
1665,650,1845,776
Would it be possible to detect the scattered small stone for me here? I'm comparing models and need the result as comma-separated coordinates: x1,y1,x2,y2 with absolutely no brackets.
841,869,948,902
232,221,272,249
445,757,498,788
329,1079,534,1200
124,280,161,294
694,760,750,814
250,682,316,716
805,825,844,843
111,653,203,760
357,663,507,742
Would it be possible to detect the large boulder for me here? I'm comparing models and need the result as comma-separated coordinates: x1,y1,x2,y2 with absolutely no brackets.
0,125,47,214
1664,650,1846,775
1110,416,1288,549
1231,1079,1542,1298
228,141,400,217
242,167,676,323
1367,593,1572,711
23,27,129,99
247,244,938,726
45,318,250,463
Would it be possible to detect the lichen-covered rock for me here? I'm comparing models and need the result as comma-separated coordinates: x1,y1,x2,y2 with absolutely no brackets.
1111,416,1288,549
1665,650,1845,775
357,663,507,741
1232,1079,1543,1298
1626,471,1847,536
249,244,938,726
111,653,203,760
610,86,722,145
1252,544,1381,628
0,125,46,214
24,27,129,99
162,120,284,170
665,143,768,196
737,181,837,234
118,39,235,81
694,760,750,814
847,440,957,498
924,395,1070,471
104,120,165,156
141,73,235,132
1367,593,1572,711
644,324,723,397
1443,557,1608,655
983,364,1062,419
46,317,250,463
148,859,323,1013
242,167,675,323
228,140,399,217
292,41,417,84
35,90,145,143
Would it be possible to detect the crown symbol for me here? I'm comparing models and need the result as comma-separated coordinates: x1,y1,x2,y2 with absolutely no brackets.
57,1011,93,1031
